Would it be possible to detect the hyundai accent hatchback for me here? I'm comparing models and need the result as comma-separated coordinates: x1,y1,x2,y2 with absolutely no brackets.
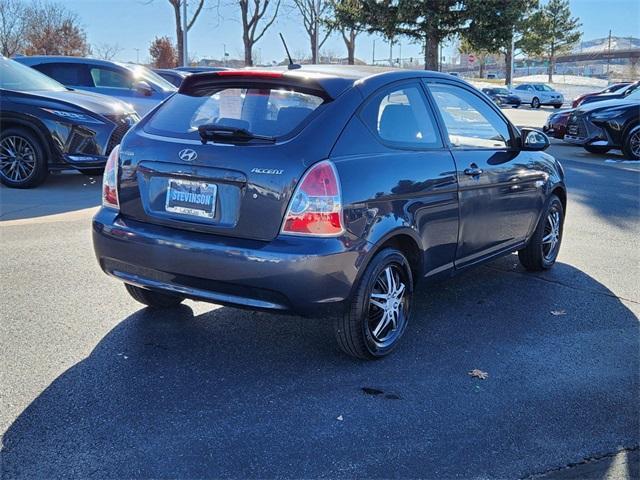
93,66,566,359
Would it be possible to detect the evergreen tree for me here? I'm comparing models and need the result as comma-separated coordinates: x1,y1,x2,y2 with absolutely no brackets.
523,0,581,82
463,0,537,85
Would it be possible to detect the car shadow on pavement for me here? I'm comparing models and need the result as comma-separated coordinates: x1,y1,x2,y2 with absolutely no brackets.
2,259,639,479
0,173,101,221
562,158,640,230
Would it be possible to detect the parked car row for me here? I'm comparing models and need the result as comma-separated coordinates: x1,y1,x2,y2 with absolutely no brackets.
1,56,235,187
0,57,140,188
0,58,574,358
573,81,639,108
482,83,565,110
544,86,640,160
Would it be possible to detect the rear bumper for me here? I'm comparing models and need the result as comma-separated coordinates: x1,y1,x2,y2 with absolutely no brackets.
92,208,371,317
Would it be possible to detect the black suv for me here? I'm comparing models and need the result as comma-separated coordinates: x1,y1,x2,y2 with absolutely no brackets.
93,66,566,359
0,57,139,188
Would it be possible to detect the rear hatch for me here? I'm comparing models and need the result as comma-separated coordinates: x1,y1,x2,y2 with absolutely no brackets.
117,71,349,241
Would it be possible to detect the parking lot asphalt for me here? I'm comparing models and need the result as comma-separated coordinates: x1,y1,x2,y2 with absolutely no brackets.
1,107,638,479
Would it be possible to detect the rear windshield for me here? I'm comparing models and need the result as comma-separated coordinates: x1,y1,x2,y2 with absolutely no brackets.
146,86,325,140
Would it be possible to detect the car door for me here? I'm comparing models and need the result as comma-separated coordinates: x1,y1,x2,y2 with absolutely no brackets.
424,80,546,268
515,84,533,103
333,80,460,278
88,65,156,116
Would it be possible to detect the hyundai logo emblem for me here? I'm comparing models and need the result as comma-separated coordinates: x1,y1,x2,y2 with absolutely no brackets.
178,148,198,162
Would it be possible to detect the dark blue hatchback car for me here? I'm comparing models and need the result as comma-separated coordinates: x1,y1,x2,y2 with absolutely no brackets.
93,66,566,359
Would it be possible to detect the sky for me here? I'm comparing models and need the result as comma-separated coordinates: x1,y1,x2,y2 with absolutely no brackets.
61,0,640,65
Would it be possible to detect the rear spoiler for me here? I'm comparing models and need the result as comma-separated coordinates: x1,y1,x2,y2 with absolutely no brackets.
178,70,348,100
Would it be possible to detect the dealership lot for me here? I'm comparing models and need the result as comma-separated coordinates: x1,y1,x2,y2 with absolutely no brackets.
1,107,638,478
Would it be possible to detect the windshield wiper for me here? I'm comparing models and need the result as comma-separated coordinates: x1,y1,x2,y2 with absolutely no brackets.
198,124,275,144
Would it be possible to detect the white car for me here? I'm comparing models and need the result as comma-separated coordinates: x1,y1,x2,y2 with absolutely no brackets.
511,83,563,109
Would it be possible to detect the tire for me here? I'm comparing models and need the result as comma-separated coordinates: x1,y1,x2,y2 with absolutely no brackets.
584,145,611,155
124,283,185,309
0,127,49,188
531,97,540,109
622,125,640,160
334,248,413,360
518,194,564,271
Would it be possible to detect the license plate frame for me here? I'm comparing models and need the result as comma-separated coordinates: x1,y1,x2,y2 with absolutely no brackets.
165,178,217,220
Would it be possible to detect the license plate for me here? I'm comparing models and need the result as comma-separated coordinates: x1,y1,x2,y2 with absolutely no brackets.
165,179,217,219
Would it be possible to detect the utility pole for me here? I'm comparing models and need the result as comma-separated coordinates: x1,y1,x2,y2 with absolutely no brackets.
134,48,140,64
399,43,402,67
182,0,188,66
372,39,376,65
606,29,612,80
389,37,393,66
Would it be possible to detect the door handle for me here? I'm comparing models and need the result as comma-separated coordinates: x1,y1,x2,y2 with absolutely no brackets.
464,166,483,176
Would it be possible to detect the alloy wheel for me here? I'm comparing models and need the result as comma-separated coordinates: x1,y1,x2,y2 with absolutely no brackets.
0,135,36,182
542,208,561,261
630,130,640,158
367,264,409,348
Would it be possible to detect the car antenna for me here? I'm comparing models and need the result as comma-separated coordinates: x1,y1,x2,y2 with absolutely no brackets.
279,33,301,70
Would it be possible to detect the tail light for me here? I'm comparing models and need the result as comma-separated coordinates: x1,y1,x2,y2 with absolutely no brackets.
281,160,344,236
102,144,120,210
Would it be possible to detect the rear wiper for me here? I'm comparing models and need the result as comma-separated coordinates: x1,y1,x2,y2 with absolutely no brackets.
198,124,275,144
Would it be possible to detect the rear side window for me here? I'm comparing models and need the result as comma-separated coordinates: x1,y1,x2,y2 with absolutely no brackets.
34,63,93,87
360,84,441,148
146,86,324,139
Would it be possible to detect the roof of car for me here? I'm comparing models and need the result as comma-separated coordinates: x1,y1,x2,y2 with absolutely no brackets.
15,55,146,71
181,65,471,99
153,68,189,76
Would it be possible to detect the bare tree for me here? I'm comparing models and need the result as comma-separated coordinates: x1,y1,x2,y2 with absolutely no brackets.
23,1,90,56
239,0,280,66
327,0,367,65
168,0,205,65
339,28,357,64
293,0,332,64
93,42,124,61
0,0,27,56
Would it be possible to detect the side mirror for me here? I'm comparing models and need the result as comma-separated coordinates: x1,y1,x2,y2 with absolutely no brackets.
521,128,550,151
133,80,153,97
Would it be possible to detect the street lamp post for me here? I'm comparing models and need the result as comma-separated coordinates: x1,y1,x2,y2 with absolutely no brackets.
314,0,320,63
182,0,189,66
